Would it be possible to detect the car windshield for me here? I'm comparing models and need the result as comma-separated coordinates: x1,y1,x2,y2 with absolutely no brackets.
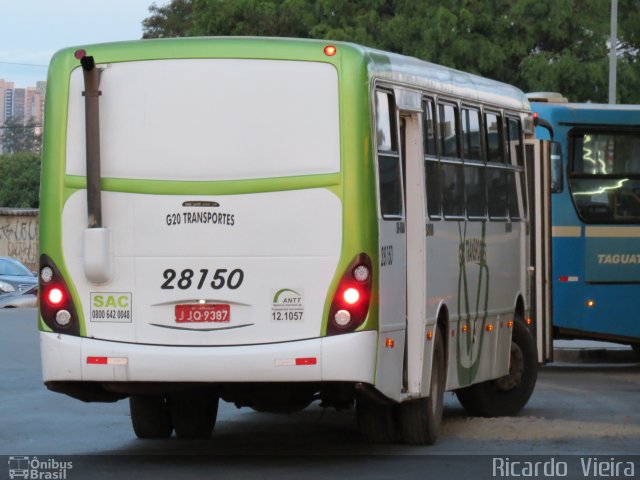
0,258,32,276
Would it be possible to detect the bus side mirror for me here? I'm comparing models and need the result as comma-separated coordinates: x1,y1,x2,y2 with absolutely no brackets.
533,114,554,139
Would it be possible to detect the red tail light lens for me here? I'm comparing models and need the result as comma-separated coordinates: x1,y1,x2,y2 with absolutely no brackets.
343,288,360,305
47,287,65,306
39,254,80,336
327,253,372,335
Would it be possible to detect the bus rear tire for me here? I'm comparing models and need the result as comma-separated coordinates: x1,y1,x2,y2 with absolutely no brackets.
129,394,173,439
356,397,398,443
169,388,219,439
455,320,537,417
399,327,445,445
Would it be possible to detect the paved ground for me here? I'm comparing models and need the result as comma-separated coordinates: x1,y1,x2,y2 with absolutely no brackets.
553,339,638,363
1,308,639,479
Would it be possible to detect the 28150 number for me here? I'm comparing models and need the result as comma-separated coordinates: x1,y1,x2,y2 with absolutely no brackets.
161,268,244,290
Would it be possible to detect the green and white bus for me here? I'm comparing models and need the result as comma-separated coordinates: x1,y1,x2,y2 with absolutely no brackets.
39,37,539,444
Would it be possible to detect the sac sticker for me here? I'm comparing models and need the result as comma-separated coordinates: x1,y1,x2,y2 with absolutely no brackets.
90,292,132,323
271,288,304,322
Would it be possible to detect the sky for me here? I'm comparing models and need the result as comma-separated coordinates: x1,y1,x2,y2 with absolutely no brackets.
0,0,161,87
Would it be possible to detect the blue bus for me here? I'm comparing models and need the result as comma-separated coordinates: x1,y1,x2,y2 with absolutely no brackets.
530,93,640,356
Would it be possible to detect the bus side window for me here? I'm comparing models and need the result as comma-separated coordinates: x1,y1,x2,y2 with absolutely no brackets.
485,112,504,163
442,162,465,218
438,102,464,219
462,108,481,161
424,98,437,156
438,103,459,158
487,167,508,219
506,117,524,167
465,164,487,219
376,90,402,218
485,111,508,219
462,107,486,220
506,117,524,220
507,172,521,220
376,91,397,152
424,98,442,219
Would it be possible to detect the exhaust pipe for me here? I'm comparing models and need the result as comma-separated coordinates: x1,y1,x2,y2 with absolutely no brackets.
78,50,111,284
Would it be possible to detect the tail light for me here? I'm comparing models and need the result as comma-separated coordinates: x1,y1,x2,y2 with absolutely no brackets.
327,253,373,335
39,254,80,336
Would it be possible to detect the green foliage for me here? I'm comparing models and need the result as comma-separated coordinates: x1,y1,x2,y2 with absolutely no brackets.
1,116,42,154
0,153,40,208
141,0,640,103
143,0,193,38
189,0,320,37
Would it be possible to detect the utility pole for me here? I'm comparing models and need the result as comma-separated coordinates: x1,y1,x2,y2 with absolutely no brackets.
609,0,618,104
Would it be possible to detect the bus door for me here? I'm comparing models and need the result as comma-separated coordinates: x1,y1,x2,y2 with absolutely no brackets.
373,89,407,401
374,88,427,400
525,137,553,363
400,101,431,398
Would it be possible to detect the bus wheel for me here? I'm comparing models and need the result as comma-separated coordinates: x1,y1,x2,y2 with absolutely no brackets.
169,388,219,439
129,394,173,439
399,327,445,445
455,320,537,417
356,396,398,443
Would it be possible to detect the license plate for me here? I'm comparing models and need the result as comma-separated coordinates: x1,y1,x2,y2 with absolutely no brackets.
175,304,230,323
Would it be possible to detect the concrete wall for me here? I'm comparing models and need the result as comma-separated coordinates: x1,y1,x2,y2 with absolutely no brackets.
0,208,38,271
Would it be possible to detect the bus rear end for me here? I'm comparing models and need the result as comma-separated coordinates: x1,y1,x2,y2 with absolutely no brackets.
39,38,377,437
531,100,640,352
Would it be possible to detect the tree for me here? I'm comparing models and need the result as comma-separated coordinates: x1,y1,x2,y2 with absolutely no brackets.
141,0,640,103
143,0,194,38
0,153,40,208
0,116,42,154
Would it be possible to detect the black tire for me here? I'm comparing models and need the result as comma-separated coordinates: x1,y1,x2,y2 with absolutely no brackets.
455,320,538,417
129,394,173,439
169,388,219,439
356,396,399,443
631,344,640,361
399,328,445,445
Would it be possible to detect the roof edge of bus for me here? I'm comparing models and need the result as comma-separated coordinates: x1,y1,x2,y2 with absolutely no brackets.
49,36,529,110
530,101,640,114
50,36,368,57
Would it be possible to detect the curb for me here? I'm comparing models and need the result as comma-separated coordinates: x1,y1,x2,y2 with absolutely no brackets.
553,347,639,364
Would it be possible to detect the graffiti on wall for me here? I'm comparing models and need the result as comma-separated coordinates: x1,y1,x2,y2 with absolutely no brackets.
0,212,39,271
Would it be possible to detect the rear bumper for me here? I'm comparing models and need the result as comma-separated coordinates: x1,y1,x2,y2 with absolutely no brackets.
40,330,377,384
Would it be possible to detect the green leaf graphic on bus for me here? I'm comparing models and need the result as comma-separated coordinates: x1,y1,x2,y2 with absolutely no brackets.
273,289,303,304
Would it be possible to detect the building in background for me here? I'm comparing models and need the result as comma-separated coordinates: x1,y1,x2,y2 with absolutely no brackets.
0,79,15,127
0,78,46,153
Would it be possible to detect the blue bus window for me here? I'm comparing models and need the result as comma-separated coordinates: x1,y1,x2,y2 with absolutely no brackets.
550,141,563,193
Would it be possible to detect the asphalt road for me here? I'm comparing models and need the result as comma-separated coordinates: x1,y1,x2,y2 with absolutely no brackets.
1,308,639,480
